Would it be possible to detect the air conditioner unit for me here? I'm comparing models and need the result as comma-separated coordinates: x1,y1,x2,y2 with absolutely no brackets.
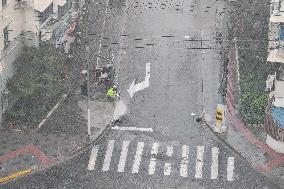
272,0,281,15
271,41,280,49
279,40,284,47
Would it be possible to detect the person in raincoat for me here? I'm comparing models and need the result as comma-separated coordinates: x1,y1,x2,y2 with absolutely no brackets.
107,86,116,101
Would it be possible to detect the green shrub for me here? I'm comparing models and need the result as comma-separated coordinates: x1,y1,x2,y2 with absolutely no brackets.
4,46,66,128
239,90,268,124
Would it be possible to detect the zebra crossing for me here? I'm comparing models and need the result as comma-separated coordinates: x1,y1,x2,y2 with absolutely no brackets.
88,140,235,181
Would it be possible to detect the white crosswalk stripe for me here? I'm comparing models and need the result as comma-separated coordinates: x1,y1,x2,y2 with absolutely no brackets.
148,143,159,175
88,145,99,171
211,147,219,179
180,145,189,177
102,140,115,172
132,142,144,174
88,140,235,181
227,157,235,181
195,146,205,179
117,141,130,172
164,145,173,176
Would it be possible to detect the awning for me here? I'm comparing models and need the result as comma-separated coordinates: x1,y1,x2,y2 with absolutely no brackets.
270,15,284,23
54,0,67,6
33,0,53,12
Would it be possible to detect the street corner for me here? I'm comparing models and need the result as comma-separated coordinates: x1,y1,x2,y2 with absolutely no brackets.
0,144,55,179
78,99,115,126
226,112,284,174
202,102,284,175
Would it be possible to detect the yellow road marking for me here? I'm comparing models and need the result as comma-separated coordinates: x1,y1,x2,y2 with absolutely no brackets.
0,169,32,183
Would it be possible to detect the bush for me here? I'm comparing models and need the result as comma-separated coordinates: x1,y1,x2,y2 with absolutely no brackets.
4,46,67,129
239,90,268,124
228,0,278,124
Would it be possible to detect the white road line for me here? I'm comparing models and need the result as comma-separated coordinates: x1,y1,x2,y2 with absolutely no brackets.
112,126,153,132
164,163,171,176
117,141,130,172
195,146,205,179
88,145,99,171
148,143,159,175
132,142,144,174
180,145,189,177
211,147,219,179
227,157,235,182
164,146,174,176
102,140,115,172
96,0,110,66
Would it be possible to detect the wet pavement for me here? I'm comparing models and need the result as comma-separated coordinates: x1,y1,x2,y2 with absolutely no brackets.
1,0,282,188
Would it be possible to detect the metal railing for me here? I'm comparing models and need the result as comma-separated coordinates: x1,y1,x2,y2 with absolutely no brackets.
264,97,284,141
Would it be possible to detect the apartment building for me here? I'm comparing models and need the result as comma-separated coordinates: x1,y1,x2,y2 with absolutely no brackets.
265,0,284,154
0,0,77,124
268,0,284,78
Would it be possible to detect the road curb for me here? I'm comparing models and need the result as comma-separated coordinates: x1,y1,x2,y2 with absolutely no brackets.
3,102,118,184
202,118,251,164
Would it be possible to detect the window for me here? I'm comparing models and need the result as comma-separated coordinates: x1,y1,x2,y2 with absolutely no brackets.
3,25,9,48
39,3,53,24
280,25,284,40
2,0,7,7
58,0,73,19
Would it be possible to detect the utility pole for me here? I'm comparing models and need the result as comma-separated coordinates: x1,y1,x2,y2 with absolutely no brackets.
86,46,91,136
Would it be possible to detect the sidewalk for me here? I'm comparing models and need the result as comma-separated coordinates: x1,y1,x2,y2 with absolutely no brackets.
78,99,115,140
0,2,117,182
224,103,284,186
0,93,115,181
219,52,284,185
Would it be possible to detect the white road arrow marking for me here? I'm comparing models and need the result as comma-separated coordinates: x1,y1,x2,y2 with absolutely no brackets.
128,63,151,98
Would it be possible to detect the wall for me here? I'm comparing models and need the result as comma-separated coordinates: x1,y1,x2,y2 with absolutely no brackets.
0,0,25,87
266,134,284,154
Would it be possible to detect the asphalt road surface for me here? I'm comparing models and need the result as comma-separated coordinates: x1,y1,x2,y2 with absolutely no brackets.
3,0,281,188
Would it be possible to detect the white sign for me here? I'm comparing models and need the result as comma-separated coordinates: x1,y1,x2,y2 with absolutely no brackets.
127,63,151,98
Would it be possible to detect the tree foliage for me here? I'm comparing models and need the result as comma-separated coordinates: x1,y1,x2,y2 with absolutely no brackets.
4,46,67,128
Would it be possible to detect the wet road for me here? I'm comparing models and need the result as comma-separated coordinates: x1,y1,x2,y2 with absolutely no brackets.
3,0,281,188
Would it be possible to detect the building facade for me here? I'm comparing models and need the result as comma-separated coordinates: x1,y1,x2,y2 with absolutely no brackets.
265,0,284,154
0,0,77,125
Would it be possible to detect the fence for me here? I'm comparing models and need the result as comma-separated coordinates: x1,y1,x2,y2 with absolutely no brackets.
264,97,284,141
